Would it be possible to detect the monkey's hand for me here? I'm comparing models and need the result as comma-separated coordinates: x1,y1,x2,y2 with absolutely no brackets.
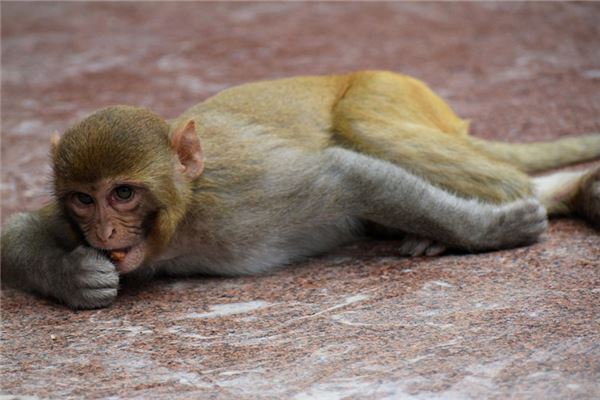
466,198,548,251
1,210,119,310
55,246,119,309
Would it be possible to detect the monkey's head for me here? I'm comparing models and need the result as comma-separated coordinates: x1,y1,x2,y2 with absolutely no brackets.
52,106,203,273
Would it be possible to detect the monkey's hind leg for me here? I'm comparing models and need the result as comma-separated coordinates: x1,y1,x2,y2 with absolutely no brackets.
323,147,547,252
332,80,533,204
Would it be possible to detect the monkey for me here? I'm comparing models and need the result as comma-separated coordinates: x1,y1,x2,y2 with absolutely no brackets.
2,70,599,309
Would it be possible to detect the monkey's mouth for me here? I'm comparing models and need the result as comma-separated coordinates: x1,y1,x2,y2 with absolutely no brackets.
105,247,132,263
99,243,146,274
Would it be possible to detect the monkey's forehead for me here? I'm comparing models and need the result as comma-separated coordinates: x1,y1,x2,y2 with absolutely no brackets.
57,105,171,156
53,129,174,180
63,105,169,138
52,106,175,193
52,143,173,190
56,178,145,192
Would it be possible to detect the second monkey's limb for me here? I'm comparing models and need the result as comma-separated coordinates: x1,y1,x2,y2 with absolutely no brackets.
577,168,600,228
535,167,600,228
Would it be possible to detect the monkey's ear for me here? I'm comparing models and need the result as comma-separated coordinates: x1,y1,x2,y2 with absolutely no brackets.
50,131,60,157
171,119,204,179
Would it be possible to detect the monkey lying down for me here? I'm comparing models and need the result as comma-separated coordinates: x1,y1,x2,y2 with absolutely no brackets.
2,71,600,309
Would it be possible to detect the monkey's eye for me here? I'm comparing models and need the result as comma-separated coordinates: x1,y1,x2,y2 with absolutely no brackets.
75,192,94,205
114,185,134,201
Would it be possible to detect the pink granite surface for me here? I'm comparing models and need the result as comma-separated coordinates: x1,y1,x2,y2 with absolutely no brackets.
1,3,599,399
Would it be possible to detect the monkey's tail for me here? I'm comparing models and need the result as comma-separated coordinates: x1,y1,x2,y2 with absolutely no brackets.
470,133,600,173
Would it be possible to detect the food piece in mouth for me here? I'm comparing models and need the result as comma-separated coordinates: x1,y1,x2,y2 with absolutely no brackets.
109,249,128,263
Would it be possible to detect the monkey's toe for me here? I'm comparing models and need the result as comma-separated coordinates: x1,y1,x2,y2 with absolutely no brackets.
398,236,446,257
425,243,447,256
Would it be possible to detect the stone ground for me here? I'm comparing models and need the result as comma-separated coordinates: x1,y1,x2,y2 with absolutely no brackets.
1,2,599,399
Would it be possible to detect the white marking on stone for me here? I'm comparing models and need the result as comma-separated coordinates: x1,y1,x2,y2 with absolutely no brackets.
0,182,17,192
281,294,369,327
13,120,44,135
582,69,600,79
431,280,453,288
308,295,368,317
181,300,271,319
407,354,432,364
166,371,213,388
218,368,265,376
426,322,454,330
293,380,412,400
330,314,374,327
115,326,153,336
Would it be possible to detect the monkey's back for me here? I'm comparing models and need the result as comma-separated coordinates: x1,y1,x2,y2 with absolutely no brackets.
174,71,469,152
174,74,345,152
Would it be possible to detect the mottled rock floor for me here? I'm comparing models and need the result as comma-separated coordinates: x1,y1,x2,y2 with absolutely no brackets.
1,3,599,399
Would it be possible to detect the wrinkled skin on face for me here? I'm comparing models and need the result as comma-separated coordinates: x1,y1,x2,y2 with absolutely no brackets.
64,179,158,273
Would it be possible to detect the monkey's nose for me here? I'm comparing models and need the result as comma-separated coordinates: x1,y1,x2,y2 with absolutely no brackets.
97,225,117,243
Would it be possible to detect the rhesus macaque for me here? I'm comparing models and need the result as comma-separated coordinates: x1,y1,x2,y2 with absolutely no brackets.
2,71,599,309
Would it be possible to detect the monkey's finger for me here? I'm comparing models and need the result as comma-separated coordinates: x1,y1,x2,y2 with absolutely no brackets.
78,271,119,289
82,287,118,301
67,288,118,310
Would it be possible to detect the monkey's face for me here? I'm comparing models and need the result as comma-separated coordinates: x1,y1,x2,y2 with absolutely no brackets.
53,106,203,274
64,179,158,273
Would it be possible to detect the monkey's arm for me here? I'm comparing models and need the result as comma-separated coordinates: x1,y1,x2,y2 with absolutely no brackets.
325,148,548,251
1,205,119,309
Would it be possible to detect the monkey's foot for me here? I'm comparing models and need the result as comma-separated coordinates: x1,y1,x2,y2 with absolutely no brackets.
575,167,600,229
469,198,548,251
397,235,446,257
